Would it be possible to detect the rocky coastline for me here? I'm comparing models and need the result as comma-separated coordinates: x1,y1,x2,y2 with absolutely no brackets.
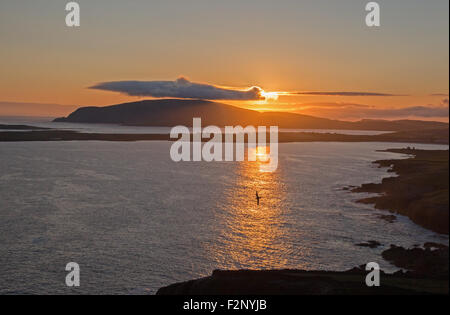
157,148,449,295
352,148,449,234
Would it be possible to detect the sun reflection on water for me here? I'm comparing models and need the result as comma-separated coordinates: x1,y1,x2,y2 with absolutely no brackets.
209,146,302,270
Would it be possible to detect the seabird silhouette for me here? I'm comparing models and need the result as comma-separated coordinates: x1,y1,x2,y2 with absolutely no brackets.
256,191,262,205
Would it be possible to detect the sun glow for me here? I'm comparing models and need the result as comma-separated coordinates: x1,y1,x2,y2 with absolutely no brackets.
255,146,270,162
260,90,279,101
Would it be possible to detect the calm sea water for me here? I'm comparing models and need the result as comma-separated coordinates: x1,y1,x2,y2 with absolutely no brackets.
0,141,448,294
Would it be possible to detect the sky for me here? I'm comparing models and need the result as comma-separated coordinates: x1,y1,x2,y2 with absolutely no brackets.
0,0,448,121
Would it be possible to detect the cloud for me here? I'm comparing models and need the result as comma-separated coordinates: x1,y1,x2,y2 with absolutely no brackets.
90,77,264,100
430,93,449,97
297,102,371,108
294,102,449,120
380,105,449,118
294,91,405,97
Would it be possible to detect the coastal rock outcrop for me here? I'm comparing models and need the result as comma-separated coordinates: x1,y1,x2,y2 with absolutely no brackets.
156,268,446,295
352,149,449,234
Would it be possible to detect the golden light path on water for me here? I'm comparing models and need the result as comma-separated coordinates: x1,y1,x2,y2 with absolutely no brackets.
208,146,310,270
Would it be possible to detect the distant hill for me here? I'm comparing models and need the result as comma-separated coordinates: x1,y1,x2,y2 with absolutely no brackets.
0,101,78,117
54,99,449,131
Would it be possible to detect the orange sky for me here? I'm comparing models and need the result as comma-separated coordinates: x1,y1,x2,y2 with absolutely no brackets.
0,1,448,121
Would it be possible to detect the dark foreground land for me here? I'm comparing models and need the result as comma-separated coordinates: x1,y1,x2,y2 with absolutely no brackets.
0,125,448,144
157,243,448,295
0,124,49,130
353,148,449,234
157,257,448,296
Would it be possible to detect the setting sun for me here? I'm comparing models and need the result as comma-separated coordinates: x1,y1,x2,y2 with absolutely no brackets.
260,90,279,101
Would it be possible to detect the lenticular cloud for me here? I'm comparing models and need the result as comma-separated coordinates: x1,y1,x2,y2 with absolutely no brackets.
90,77,264,100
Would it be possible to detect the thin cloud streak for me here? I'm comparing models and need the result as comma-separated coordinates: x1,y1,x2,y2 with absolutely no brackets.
292,91,406,97
294,102,449,120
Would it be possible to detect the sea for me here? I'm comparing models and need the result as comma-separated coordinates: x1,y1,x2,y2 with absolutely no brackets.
0,117,448,294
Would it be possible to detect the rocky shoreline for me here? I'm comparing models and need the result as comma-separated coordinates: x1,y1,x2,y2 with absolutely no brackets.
352,148,449,234
156,243,448,295
157,243,448,295
157,148,449,295
382,243,448,279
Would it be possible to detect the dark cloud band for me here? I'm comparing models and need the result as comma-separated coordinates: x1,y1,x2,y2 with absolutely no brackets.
295,91,405,97
298,102,449,119
90,77,263,100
